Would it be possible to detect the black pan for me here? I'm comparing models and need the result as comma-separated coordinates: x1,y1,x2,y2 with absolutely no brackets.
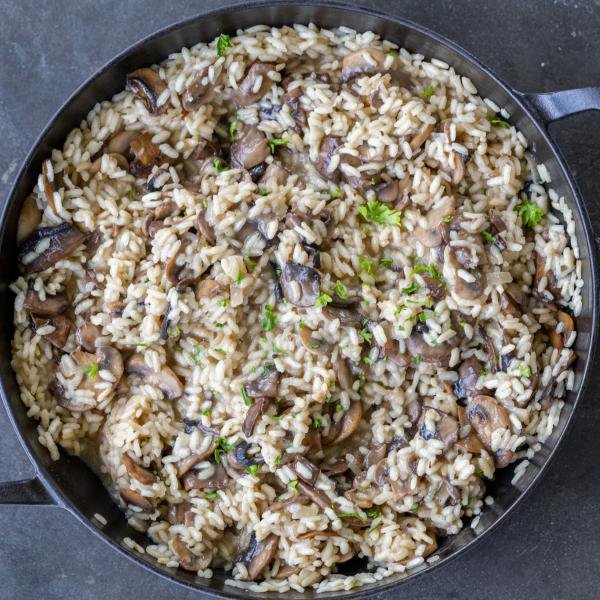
1,2,599,598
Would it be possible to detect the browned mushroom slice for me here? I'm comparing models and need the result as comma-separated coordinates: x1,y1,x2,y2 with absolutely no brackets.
126,353,183,399
243,533,279,580
314,136,342,183
467,394,511,455
106,130,139,155
72,346,124,388
195,278,224,301
374,179,399,203
120,487,154,512
243,397,271,437
196,210,216,245
267,495,310,513
299,326,330,354
414,195,456,248
154,200,178,220
17,195,42,245
297,480,331,510
226,441,264,471
406,332,452,367
40,160,58,215
19,223,87,274
31,314,71,349
291,456,320,486
172,535,212,572
129,133,171,176
182,463,229,491
122,451,158,485
24,289,68,316
322,305,364,327
341,48,386,82
182,68,214,111
279,261,320,307
126,68,167,115
409,123,435,152
274,564,302,580
89,152,129,175
75,321,101,353
344,486,379,508
232,63,273,107
335,356,354,390
452,267,486,301
283,84,307,130
49,380,93,413
453,356,482,401
364,443,387,468
246,365,280,398
557,310,575,345
332,401,363,445
176,445,216,477
451,152,465,185
478,326,501,373
418,407,458,449
259,162,289,186
230,126,270,170
167,500,194,526
422,531,438,558
320,459,350,476
382,339,411,367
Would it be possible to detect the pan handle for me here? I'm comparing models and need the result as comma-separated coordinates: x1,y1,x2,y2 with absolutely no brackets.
518,87,600,126
0,475,58,505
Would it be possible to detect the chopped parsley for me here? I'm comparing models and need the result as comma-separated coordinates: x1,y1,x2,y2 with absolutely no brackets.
313,417,322,429
358,200,402,226
261,305,277,332
257,188,268,196
82,363,99,379
359,327,373,344
474,468,485,479
335,402,344,413
422,84,435,100
519,364,532,379
215,348,227,356
486,114,511,129
358,256,374,276
245,464,260,476
363,356,373,366
169,325,181,338
386,50,398,58
241,385,252,406
205,491,220,500
217,298,229,307
441,215,453,223
213,437,234,463
235,272,245,286
365,508,381,519
228,119,238,140
333,280,349,300
315,292,333,307
379,257,393,267
401,282,421,295
412,261,443,280
213,158,228,173
482,230,496,243
336,512,366,522
413,355,422,365
289,479,299,494
409,503,419,513
136,342,149,349
267,137,289,153
202,408,211,417
516,200,545,227
216,33,232,57
126,187,136,202
329,187,342,199
274,454,282,465
214,322,225,328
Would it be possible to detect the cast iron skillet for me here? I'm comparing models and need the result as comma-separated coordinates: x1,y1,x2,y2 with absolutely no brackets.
0,2,599,597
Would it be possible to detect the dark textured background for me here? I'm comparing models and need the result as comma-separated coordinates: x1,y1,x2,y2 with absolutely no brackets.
1,1,599,598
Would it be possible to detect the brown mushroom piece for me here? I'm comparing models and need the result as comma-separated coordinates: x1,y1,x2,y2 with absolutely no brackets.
414,195,456,248
89,152,129,176
556,309,575,347
299,326,330,355
322,305,364,327
335,356,354,390
451,151,465,185
452,265,486,301
313,136,342,183
332,401,363,445
106,130,140,155
126,353,184,400
291,455,321,486
320,459,350,476
120,487,154,512
226,441,264,471
453,356,482,401
19,223,87,274
195,210,216,245
279,261,320,307
409,123,435,152
172,535,212,572
382,339,411,367
167,500,194,526
126,68,167,115
129,133,171,177
282,84,307,130
243,533,279,580
406,332,452,367
182,463,229,491
69,346,124,393
245,364,280,398
418,407,458,449
467,394,513,466
75,321,101,353
17,195,42,245
31,314,71,349
364,442,388,468
259,162,289,186
297,480,331,510
122,451,158,485
243,397,271,437
274,564,302,580
232,63,273,107
341,48,386,82
182,67,214,111
23,289,68,316
374,179,400,203
230,126,270,170
176,444,216,477
478,326,501,373
195,278,224,301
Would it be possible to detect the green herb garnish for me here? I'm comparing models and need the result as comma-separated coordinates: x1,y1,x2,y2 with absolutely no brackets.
217,298,229,307
516,200,545,227
401,282,421,295
329,188,342,199
235,272,245,286
245,464,260,476
261,305,277,332
267,137,288,153
82,363,99,379
358,200,402,226
257,188,268,196
482,230,496,243
313,417,322,429
213,437,234,463
365,508,381,519
241,386,252,406
487,114,510,129
213,158,228,173
413,355,422,365
475,467,485,479
333,280,349,300
289,480,299,494
216,33,232,57
379,257,393,267
441,215,453,223
422,84,434,100
359,327,373,344
412,261,442,280
315,292,333,307
228,119,238,139
409,504,419,513
519,364,531,378
335,402,344,413
274,454,282,465
205,491,220,500
358,256,374,276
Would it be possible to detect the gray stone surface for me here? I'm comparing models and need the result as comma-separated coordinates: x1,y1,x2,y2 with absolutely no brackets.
1,0,599,598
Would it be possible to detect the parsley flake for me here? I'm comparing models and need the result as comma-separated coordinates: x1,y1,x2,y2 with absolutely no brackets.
213,158,228,173
333,280,349,300
422,84,435,100
261,305,277,332
205,491,220,500
82,363,99,379
482,230,496,243
245,464,260,476
401,282,421,295
267,137,288,153
358,200,402,226
241,386,252,406
315,292,333,307
516,200,545,227
216,33,232,57
487,114,511,129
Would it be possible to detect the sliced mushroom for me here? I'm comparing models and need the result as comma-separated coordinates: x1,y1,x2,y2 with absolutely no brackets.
122,451,157,485
260,162,289,186
126,68,167,115
196,210,216,245
374,179,400,203
406,332,452,367
167,500,194,526
176,445,216,477
226,441,264,471
297,480,331,510
451,152,465,185
74,321,100,353
182,463,229,491
243,397,271,437
467,394,511,459
89,152,129,176
243,533,279,580
279,261,320,307
292,456,320,486
172,535,212,572
126,353,183,399
17,195,42,245
299,326,330,355
231,126,270,170
70,346,124,393
382,339,411,367
24,290,68,316
274,564,302,580
556,309,575,347
332,401,363,445
341,48,386,82
31,314,71,349
322,305,364,327
364,443,387,468
478,326,501,373
409,123,435,152
320,459,350,476
314,136,342,183
414,196,456,248
120,487,153,512
182,67,214,111
418,407,458,449
19,223,87,274
246,365,280,399
232,63,273,107
453,357,482,401
283,84,307,131
129,133,171,176
335,356,354,390
452,265,486,301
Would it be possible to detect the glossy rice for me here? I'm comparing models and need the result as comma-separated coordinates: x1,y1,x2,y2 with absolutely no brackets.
10,24,581,593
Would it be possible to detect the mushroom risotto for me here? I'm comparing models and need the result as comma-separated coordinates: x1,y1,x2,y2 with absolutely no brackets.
11,24,582,592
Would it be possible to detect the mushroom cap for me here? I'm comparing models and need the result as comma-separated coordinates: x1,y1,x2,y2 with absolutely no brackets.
280,261,320,307
126,68,167,115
